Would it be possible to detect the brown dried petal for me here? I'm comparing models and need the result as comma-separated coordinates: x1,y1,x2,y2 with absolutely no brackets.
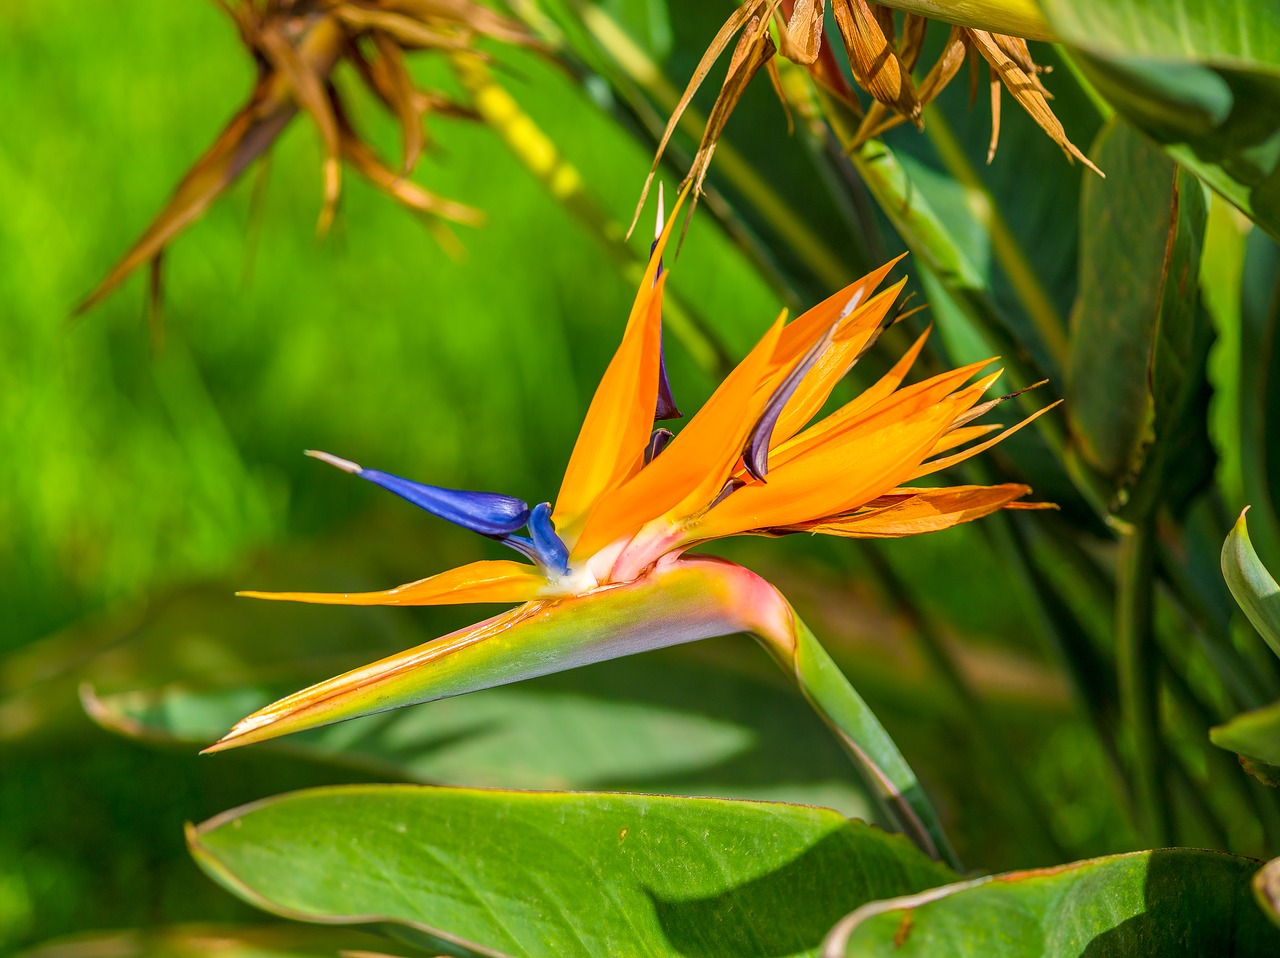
832,0,919,121
969,29,1101,175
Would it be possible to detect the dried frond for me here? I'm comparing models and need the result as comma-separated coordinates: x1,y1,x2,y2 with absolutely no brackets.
637,0,1098,226
79,0,535,317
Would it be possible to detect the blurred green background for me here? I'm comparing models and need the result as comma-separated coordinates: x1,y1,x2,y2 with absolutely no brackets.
1,2,1141,951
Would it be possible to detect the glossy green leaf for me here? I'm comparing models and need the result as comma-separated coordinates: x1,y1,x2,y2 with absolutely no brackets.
83,644,871,815
1066,117,1210,517
190,785,955,958
824,849,1280,956
1222,510,1280,660
1041,0,1280,239
14,924,390,958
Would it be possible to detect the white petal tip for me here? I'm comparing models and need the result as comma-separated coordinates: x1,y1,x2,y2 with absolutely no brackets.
655,183,665,241
305,449,362,474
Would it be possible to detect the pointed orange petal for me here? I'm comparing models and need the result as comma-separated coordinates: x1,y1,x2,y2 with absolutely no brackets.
770,356,995,471
909,400,1062,479
767,281,907,446
572,315,786,560
768,255,905,369
694,394,968,540
237,559,546,607
930,422,1002,456
792,483,1034,537
552,188,690,542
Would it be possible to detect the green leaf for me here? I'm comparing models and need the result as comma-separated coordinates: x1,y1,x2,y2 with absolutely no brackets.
1222,510,1280,660
824,849,1280,956
15,925,391,958
1065,117,1210,518
83,643,871,815
1041,0,1280,239
1211,700,1280,773
190,786,955,958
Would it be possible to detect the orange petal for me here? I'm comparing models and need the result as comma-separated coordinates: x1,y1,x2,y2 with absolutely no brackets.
909,400,1061,479
789,483,1034,537
770,356,995,471
552,187,689,543
768,256,905,369
767,281,907,446
237,559,546,607
572,315,786,560
930,423,1002,456
694,394,968,539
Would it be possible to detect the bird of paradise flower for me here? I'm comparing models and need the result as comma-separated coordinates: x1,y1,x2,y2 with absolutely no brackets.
207,187,1056,867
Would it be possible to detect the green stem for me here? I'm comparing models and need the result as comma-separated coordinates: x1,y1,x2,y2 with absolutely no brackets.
1116,520,1171,845
756,613,962,872
872,0,1054,40
859,545,1069,860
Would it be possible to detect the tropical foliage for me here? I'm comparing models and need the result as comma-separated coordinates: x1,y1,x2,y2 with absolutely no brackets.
8,0,1280,955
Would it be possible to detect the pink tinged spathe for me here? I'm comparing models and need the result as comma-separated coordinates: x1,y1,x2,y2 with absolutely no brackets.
204,556,792,753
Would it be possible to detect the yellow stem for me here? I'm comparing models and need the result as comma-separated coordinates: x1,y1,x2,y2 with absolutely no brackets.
873,0,1054,41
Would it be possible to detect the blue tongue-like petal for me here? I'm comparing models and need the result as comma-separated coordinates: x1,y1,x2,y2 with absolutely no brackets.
306,450,530,536
527,502,569,575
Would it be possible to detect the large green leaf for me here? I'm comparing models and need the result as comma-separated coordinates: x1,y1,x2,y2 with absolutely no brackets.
824,849,1280,956
83,644,871,814
190,786,954,958
15,925,391,958
1041,0,1280,239
1065,117,1210,518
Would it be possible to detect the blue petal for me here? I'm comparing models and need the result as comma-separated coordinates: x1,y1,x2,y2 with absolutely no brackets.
358,467,531,535
527,502,570,576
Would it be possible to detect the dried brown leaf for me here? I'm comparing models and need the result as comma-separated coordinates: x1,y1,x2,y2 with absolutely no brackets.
377,0,534,47
777,0,824,65
689,10,778,199
832,0,919,121
332,5,477,52
629,0,769,236
372,31,424,172
75,92,295,316
258,20,344,233
969,28,1101,174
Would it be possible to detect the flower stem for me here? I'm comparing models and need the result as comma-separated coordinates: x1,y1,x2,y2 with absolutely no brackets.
755,612,962,871
872,0,1054,41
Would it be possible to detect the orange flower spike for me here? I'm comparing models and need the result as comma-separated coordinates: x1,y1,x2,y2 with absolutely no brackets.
570,315,787,564
552,186,688,543
212,239,1064,877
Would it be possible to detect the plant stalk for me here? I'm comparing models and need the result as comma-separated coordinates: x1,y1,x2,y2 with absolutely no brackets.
755,611,963,872
1116,519,1172,846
